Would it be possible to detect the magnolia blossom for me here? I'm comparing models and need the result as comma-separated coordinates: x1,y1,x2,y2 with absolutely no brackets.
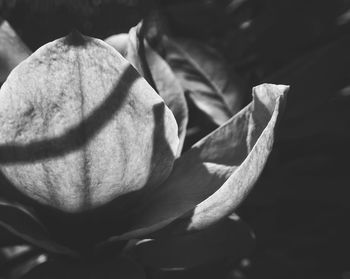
0,21,287,277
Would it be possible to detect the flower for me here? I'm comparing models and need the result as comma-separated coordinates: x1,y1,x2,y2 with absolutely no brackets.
0,21,287,278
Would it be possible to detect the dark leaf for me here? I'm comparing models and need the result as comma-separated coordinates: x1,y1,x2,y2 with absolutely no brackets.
22,256,145,279
132,215,254,269
265,33,350,124
0,200,74,255
161,36,246,126
0,246,47,279
245,34,350,207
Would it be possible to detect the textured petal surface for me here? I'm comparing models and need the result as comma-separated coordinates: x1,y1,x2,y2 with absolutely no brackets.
103,84,287,240
0,32,178,212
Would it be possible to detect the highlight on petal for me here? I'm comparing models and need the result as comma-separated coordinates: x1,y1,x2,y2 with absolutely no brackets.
107,84,288,240
0,32,179,213
106,25,189,154
0,19,31,85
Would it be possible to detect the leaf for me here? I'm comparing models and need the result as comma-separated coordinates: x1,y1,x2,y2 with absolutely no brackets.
0,246,48,279
100,83,287,241
0,31,178,213
106,25,189,154
161,36,247,126
0,19,31,85
265,33,350,124
131,215,254,269
0,200,74,255
245,34,350,207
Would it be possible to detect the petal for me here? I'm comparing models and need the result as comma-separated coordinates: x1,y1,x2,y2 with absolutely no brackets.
0,199,73,255
106,25,189,154
104,83,288,240
0,32,178,212
0,19,31,85
143,40,189,155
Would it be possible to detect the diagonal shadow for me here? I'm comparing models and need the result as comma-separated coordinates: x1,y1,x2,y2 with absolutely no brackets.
0,65,138,163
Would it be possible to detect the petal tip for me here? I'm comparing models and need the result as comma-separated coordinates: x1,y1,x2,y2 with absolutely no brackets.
253,83,289,99
64,30,89,46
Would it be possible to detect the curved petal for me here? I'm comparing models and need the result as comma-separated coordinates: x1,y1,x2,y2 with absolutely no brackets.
0,20,31,85
0,31,178,212
104,83,288,241
0,200,74,255
106,25,189,154
143,40,188,154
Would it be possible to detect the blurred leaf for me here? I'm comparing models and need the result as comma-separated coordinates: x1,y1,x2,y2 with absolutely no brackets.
22,256,145,279
5,0,139,15
0,200,74,256
132,215,254,269
100,84,287,241
158,0,232,37
161,36,246,126
265,33,350,125
106,24,189,153
0,246,47,279
0,228,22,247
0,19,31,85
244,34,350,207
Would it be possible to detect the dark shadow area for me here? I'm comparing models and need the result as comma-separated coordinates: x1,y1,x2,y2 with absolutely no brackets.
2,2,141,51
